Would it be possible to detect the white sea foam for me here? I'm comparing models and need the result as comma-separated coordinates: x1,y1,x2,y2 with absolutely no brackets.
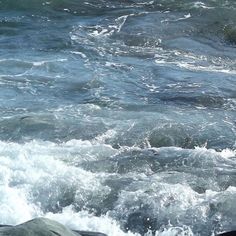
194,146,236,159
0,140,113,219
47,209,196,236
0,139,138,235
161,13,191,23
0,140,235,235
32,58,67,66
154,51,236,75
192,2,214,9
145,227,194,236
46,207,139,236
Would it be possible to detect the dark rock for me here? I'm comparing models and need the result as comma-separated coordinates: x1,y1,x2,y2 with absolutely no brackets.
224,25,236,45
0,218,107,236
217,231,236,236
0,218,78,236
74,231,107,236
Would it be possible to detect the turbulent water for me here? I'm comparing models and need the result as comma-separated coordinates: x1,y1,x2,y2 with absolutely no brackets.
0,0,236,235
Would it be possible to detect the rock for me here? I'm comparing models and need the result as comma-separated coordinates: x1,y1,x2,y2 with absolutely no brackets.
0,218,107,236
74,231,107,236
224,25,236,45
0,218,78,236
217,231,236,236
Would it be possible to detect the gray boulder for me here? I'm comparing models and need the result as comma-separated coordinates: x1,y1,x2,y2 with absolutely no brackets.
0,218,107,236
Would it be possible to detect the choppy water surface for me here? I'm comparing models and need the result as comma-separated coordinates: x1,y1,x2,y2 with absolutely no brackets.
0,1,236,235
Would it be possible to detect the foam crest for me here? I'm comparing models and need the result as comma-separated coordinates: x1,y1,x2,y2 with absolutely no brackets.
46,207,139,236
0,140,114,223
0,186,40,225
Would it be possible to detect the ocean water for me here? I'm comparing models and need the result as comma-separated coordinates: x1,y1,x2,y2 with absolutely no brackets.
0,0,236,235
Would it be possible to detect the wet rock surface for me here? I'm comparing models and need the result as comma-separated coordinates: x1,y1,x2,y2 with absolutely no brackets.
0,218,107,236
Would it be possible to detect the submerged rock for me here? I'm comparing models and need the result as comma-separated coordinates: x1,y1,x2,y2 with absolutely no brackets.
224,25,236,45
0,218,107,236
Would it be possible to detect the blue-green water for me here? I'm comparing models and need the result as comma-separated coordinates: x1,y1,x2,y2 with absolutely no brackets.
0,1,236,235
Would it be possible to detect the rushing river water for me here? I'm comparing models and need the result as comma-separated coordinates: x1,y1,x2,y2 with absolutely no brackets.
0,1,236,235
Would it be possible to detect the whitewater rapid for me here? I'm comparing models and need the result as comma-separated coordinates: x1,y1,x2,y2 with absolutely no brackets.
0,138,235,235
